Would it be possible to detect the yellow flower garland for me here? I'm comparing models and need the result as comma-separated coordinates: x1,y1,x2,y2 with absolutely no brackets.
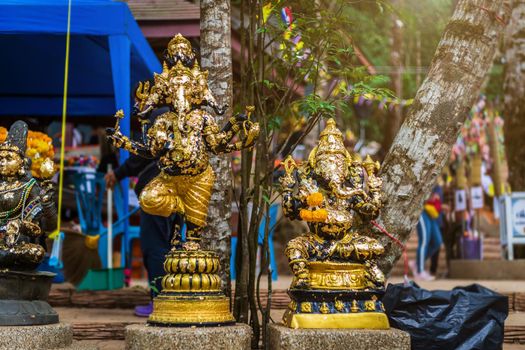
0,127,55,179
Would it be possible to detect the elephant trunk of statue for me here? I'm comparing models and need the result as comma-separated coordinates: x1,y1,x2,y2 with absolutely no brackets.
174,88,191,122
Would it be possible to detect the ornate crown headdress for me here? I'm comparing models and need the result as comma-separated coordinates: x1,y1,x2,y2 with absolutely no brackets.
0,121,28,156
309,118,352,161
165,33,196,66
167,34,193,55
308,119,353,168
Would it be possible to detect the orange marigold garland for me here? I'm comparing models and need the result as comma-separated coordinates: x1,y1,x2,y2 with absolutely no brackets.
0,127,55,179
299,208,328,222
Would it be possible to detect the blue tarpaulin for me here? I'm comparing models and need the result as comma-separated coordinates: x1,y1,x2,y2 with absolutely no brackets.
0,0,161,118
0,0,161,268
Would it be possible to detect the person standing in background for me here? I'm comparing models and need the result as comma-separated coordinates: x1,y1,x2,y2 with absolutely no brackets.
105,153,181,317
410,187,444,281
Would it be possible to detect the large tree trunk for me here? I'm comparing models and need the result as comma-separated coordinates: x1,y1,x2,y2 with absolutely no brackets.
383,0,404,151
503,0,525,191
377,0,509,274
200,0,233,295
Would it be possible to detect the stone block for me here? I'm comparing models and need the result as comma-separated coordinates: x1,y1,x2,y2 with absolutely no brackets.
125,323,252,350
0,323,73,350
269,323,410,350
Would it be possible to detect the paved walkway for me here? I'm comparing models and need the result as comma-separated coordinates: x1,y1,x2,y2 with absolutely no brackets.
257,275,525,293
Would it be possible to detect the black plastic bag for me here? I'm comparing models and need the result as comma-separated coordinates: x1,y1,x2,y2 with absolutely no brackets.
383,282,508,350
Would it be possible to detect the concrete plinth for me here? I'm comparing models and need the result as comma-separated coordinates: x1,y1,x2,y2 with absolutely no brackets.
125,323,252,350
0,323,73,350
269,324,410,350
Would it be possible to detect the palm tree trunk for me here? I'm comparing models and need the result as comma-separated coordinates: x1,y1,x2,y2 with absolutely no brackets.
200,0,233,296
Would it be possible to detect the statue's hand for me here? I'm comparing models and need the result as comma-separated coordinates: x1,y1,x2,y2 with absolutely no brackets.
131,105,141,117
40,183,55,203
358,202,378,216
106,129,127,148
137,105,153,117
242,121,260,147
280,174,295,189
21,220,42,237
106,127,116,136
246,121,260,136
234,112,248,123
5,220,20,246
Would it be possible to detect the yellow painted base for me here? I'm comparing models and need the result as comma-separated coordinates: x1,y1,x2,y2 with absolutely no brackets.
283,310,390,329
148,293,235,326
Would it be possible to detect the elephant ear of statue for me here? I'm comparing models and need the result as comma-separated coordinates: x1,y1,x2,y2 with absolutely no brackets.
6,120,29,156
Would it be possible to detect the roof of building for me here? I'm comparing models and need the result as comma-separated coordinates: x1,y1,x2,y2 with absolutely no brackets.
124,0,199,21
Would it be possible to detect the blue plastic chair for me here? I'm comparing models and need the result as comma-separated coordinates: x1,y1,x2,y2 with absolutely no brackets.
73,172,140,268
230,203,279,281
73,172,104,236
112,183,140,267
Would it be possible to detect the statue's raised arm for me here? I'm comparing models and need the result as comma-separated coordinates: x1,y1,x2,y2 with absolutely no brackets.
203,106,260,155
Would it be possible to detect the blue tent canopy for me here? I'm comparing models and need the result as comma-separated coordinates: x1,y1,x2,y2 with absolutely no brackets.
0,0,161,119
0,0,161,268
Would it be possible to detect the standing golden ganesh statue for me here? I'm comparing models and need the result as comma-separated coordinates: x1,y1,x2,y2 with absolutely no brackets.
107,34,259,326
0,120,59,326
280,118,389,329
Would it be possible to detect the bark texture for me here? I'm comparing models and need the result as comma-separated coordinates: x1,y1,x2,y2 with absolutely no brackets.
503,0,525,191
200,0,233,295
377,0,509,274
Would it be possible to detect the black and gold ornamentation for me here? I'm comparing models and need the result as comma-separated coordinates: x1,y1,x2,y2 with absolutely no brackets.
280,118,389,329
0,121,57,271
107,34,259,326
0,121,59,326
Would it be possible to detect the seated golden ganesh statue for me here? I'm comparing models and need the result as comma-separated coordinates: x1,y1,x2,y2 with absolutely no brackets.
107,34,259,326
0,121,58,326
280,118,389,329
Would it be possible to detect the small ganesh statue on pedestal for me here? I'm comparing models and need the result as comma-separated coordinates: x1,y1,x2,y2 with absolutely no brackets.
107,34,259,326
280,118,389,329
0,120,59,326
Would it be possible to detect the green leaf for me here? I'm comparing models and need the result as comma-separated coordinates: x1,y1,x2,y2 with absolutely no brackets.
268,115,282,131
262,79,275,89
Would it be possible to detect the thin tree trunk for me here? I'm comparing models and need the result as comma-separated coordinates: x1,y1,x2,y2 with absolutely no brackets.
233,0,251,323
200,0,233,296
503,0,525,191
377,0,509,274
383,0,404,151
